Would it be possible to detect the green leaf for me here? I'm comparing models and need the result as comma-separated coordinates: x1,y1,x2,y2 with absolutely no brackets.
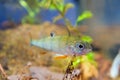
43,0,52,9
21,15,35,24
49,3,64,11
39,0,50,8
63,3,74,15
86,52,98,66
76,11,93,24
19,0,31,12
81,35,93,43
53,14,62,23
86,52,94,60
72,56,81,67
19,0,28,8
19,0,36,17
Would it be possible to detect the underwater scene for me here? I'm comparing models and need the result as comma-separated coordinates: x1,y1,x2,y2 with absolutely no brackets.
0,0,120,80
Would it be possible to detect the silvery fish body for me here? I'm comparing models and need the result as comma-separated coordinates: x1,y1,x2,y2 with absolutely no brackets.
30,35,92,56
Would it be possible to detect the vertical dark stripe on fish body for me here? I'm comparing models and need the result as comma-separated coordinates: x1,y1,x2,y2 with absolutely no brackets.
57,36,62,53
58,36,70,54
65,36,70,47
56,36,62,52
58,36,66,53
66,36,74,45
65,36,70,54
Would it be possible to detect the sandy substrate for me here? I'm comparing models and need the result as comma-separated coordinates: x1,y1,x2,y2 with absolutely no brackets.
8,66,64,80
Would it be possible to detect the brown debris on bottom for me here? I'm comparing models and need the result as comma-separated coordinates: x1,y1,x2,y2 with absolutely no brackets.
0,64,7,79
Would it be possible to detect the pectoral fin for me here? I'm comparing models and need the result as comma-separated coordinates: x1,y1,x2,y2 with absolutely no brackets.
53,54,68,59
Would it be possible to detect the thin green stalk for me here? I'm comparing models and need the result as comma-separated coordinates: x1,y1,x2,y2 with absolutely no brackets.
52,2,73,36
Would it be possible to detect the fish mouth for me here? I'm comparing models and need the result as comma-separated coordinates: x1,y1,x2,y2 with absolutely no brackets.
81,49,92,55
86,49,92,52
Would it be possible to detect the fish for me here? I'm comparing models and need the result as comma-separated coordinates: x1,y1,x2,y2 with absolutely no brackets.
30,35,92,58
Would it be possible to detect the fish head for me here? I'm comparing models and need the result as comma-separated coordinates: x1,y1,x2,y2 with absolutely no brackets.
68,41,92,55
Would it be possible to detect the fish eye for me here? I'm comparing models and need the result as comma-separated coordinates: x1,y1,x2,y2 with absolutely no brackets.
79,44,84,49
76,43,84,49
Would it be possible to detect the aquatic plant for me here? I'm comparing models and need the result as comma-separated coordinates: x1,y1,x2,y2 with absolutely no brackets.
19,0,68,24
26,1,97,80
19,0,40,24
0,0,97,80
43,1,97,80
19,0,92,25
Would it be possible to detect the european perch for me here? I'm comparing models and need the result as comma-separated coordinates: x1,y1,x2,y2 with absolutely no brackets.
30,34,92,59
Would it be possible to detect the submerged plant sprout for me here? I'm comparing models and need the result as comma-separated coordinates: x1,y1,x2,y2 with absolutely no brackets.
20,0,95,79
27,0,96,80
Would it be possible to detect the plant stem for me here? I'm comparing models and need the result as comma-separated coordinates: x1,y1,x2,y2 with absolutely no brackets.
52,2,73,36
